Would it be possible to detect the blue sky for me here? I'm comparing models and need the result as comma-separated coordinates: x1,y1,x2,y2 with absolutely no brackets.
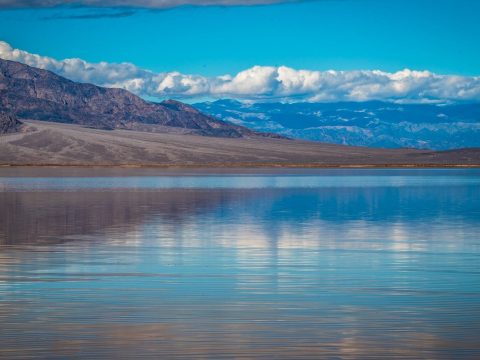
0,0,479,102
1,0,479,76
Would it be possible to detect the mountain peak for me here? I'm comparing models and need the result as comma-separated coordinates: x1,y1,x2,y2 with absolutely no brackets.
161,99,201,114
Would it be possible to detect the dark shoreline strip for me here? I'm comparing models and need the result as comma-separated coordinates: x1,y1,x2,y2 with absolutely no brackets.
1,163,479,168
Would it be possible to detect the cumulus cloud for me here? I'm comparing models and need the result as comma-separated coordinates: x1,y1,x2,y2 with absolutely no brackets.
1,40,479,103
0,0,302,9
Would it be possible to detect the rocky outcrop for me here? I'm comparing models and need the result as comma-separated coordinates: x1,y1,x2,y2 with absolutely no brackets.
0,58,282,138
0,111,22,134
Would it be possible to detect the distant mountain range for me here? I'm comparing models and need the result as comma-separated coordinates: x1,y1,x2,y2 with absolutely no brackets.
0,59,280,139
195,99,480,150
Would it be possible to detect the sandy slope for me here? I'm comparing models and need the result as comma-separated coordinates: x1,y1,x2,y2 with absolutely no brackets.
0,120,479,166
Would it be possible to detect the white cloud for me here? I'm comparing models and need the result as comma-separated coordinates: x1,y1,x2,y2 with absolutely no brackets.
1,40,480,103
0,0,300,9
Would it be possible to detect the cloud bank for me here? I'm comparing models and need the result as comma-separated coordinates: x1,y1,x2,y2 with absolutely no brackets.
1,40,479,103
0,0,301,9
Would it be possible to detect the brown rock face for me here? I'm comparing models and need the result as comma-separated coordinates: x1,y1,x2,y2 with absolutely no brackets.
0,58,282,138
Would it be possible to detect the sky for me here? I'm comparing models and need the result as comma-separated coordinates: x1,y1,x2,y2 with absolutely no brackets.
0,0,479,103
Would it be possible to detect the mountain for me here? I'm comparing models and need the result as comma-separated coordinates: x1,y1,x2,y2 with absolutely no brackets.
0,58,279,138
194,99,480,150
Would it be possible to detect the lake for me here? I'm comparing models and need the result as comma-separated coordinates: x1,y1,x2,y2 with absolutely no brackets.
1,168,479,359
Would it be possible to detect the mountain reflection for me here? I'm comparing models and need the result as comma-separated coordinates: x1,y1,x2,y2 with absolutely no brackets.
1,184,479,249
0,190,248,245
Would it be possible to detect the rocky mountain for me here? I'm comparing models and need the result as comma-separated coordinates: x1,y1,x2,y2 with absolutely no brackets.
195,99,480,150
0,58,279,138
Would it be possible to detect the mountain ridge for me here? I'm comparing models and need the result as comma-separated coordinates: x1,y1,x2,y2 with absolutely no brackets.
0,58,282,139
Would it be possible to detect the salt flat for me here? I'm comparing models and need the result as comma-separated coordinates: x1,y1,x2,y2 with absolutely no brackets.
0,120,479,166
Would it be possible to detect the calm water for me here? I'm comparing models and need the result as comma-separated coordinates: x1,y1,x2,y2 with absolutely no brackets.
0,168,479,359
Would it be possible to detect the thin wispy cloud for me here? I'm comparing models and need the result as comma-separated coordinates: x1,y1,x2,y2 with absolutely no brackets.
42,9,137,19
1,40,479,103
0,0,304,9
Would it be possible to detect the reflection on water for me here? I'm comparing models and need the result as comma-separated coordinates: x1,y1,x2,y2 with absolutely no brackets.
0,169,479,359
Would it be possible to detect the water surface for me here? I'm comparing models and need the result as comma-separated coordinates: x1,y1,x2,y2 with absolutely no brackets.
1,169,479,359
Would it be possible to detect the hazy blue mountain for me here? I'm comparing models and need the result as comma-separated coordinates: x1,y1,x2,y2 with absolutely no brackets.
194,100,480,149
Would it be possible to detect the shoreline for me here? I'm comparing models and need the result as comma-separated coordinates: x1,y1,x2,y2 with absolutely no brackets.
1,163,480,169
